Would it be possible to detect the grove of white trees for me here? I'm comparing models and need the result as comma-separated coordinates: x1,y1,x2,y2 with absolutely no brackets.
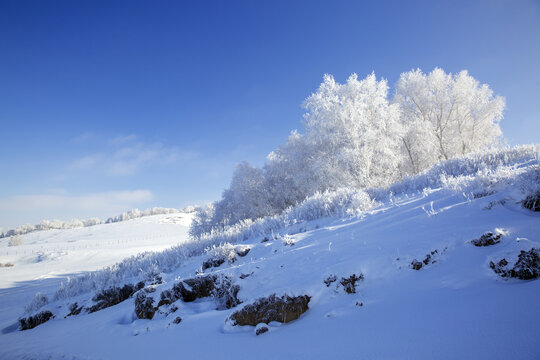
190,68,505,238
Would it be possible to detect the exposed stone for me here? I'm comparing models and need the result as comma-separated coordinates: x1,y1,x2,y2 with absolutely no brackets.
236,248,251,257
229,294,310,326
510,248,540,280
66,303,83,317
134,292,156,320
490,249,540,280
411,260,423,270
157,274,241,311
88,282,144,313
172,316,182,324
19,311,54,330
523,193,540,212
472,232,502,247
490,258,509,276
255,324,269,335
201,257,226,271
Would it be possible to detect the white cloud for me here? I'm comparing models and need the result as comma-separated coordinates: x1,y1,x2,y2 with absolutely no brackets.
108,134,137,146
68,136,195,176
70,132,95,144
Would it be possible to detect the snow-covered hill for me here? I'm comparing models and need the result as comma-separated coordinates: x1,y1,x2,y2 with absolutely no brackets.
1,147,539,359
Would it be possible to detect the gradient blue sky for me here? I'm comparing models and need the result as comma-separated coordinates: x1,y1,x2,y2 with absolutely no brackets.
0,0,539,229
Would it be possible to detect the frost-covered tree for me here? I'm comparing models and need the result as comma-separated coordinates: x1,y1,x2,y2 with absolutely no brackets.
302,73,403,189
190,68,508,238
214,162,275,226
395,68,505,174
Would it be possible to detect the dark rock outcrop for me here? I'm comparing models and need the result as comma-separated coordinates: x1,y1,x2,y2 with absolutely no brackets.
229,294,310,326
19,311,54,330
411,250,439,270
201,257,226,271
135,291,156,320
157,274,241,310
411,260,423,270
472,232,502,247
255,324,269,335
88,282,144,313
66,303,83,317
236,247,251,257
490,248,540,280
523,193,540,212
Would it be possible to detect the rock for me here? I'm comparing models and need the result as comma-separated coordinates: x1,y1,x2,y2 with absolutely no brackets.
411,260,423,270
66,303,83,317
255,324,269,335
212,276,242,310
229,294,310,326
523,193,540,212
239,273,251,279
157,274,241,311
172,316,182,324
135,292,156,320
201,257,225,271
340,274,364,294
236,248,251,257
490,249,540,280
510,248,540,280
88,282,144,313
489,258,509,277
19,311,54,330
472,232,502,247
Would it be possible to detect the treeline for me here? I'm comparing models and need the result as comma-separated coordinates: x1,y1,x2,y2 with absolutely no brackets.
191,68,506,238
0,206,197,239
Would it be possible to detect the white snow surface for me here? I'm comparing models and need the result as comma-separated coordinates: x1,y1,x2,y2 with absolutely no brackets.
1,156,540,359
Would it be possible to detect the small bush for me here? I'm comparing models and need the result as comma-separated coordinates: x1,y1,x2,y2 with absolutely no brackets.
8,235,22,247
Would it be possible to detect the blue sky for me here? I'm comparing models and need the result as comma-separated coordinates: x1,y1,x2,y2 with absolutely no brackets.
0,0,539,229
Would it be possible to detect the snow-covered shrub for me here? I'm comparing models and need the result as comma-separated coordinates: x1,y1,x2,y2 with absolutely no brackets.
205,243,237,263
24,293,49,314
370,145,540,202
8,235,22,247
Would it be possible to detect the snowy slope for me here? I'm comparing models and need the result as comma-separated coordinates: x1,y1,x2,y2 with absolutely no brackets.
1,150,539,359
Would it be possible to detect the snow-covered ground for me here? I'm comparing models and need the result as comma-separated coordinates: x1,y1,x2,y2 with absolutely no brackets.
0,212,193,289
1,151,539,359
